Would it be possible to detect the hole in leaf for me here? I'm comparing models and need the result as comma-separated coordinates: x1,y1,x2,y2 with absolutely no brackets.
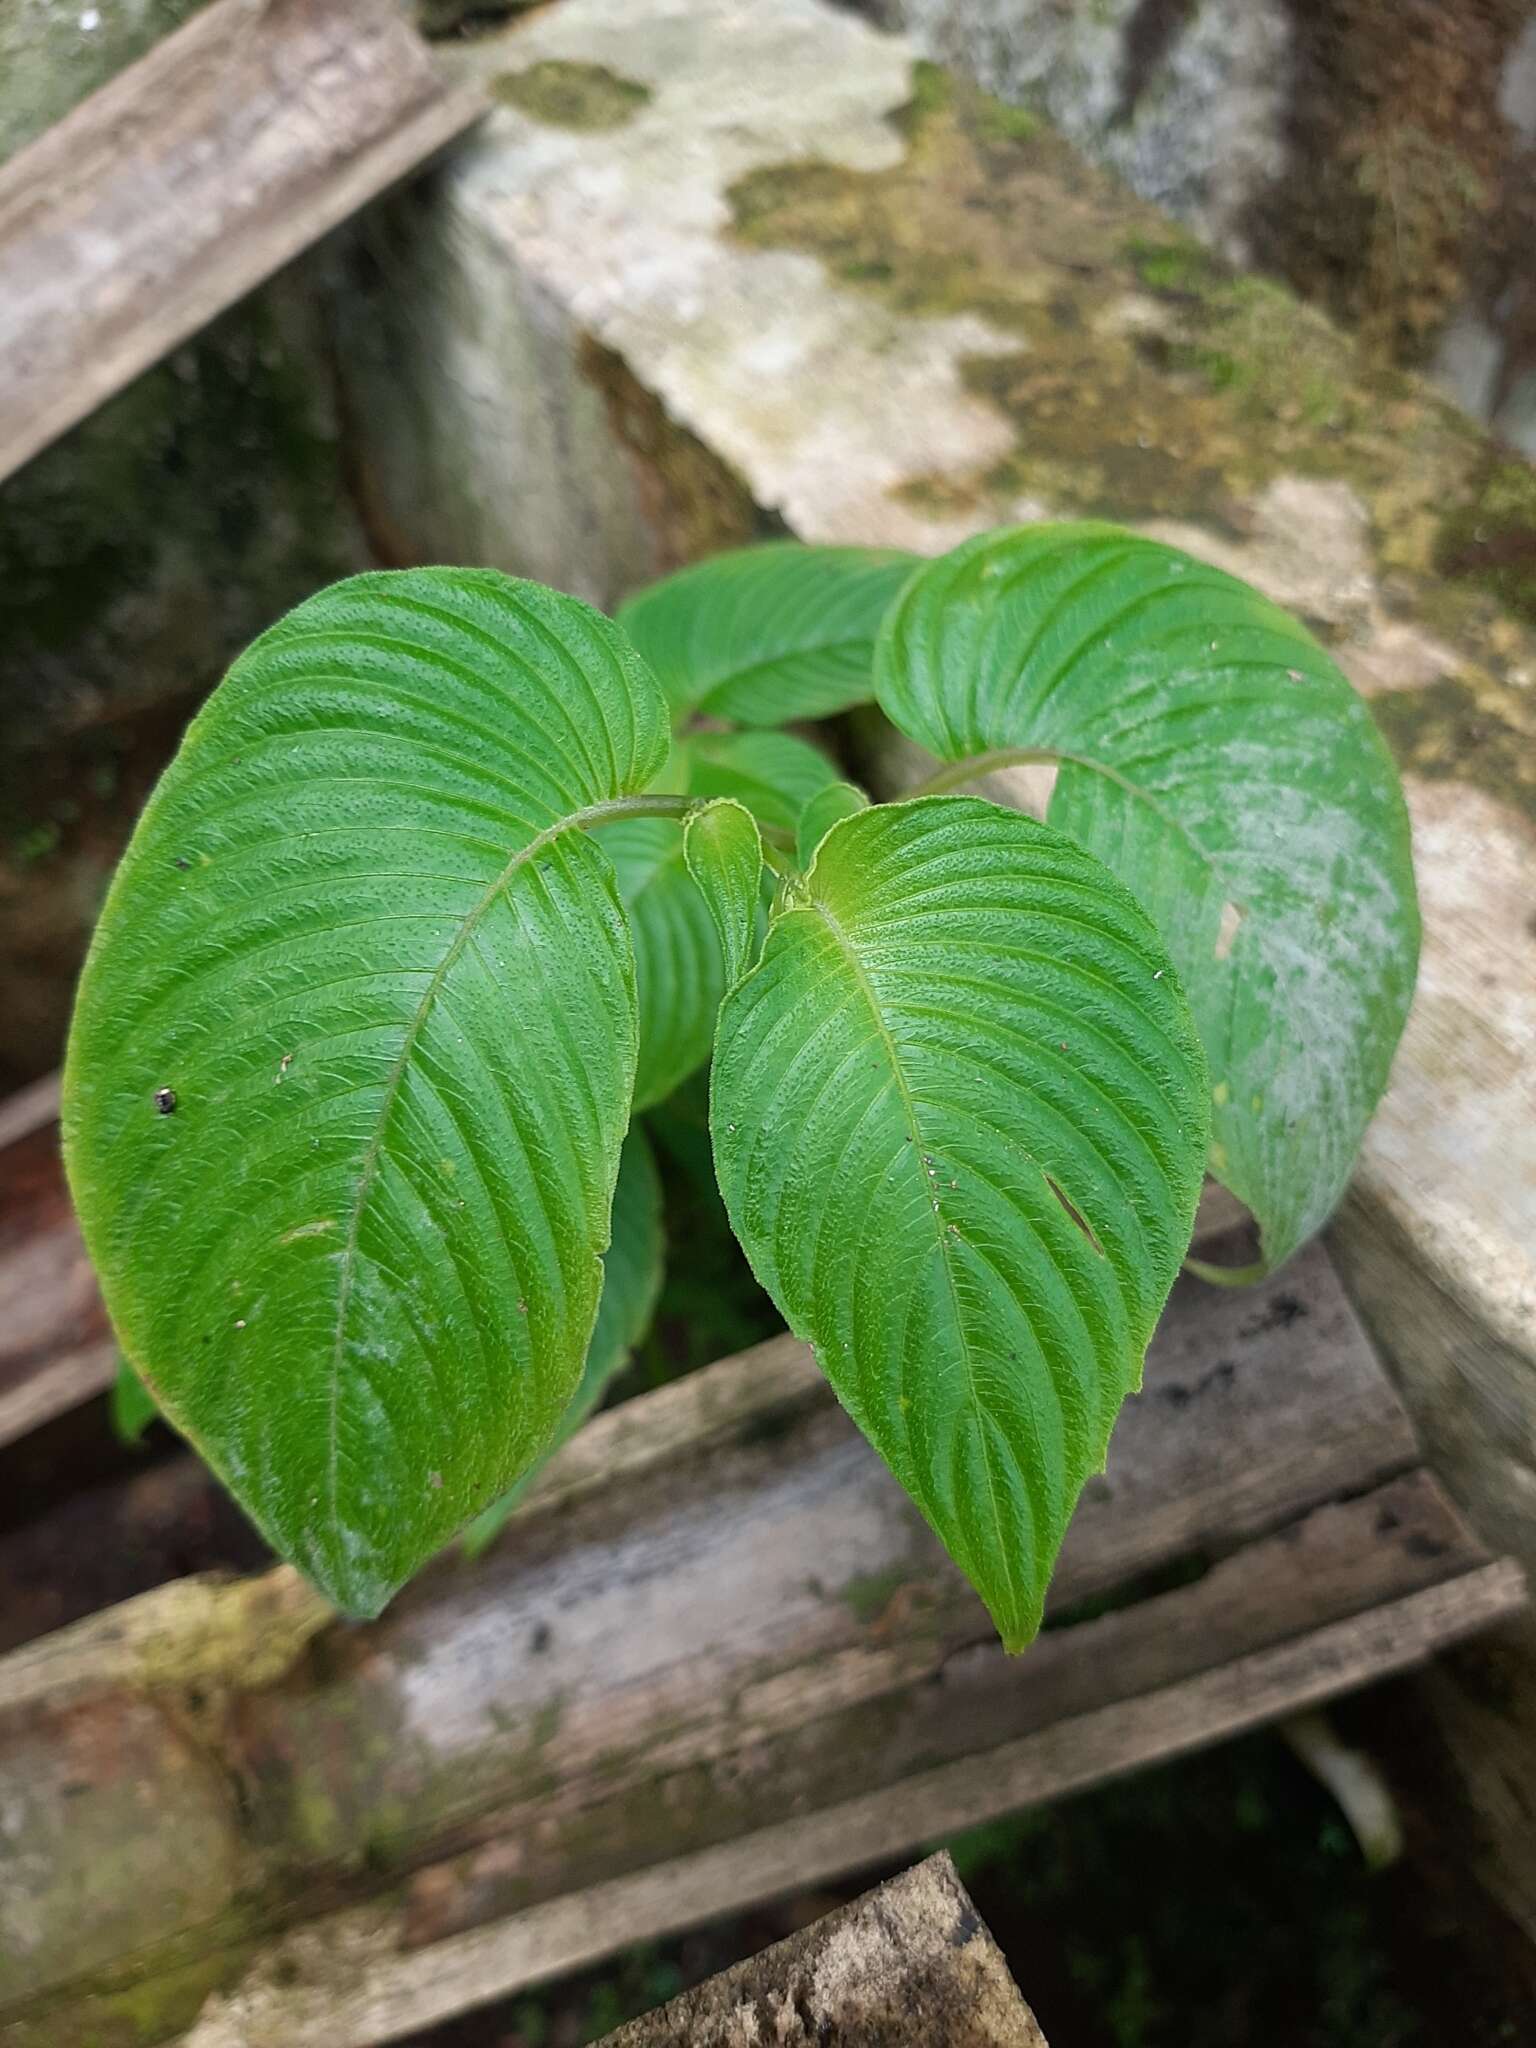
1045,1175,1105,1257
1214,899,1243,960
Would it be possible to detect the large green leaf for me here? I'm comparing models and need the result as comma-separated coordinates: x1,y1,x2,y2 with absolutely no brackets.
617,542,917,725
710,797,1208,1649
874,524,1419,1271
63,569,670,1615
464,1125,665,1555
607,733,839,1109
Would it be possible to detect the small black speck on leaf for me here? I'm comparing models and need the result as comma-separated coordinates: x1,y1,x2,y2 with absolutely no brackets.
172,858,191,872
154,1088,178,1115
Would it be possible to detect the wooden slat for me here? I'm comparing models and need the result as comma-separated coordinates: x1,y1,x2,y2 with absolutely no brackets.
168,1548,1520,2048
0,1241,1521,2043
552,1854,1040,2048
0,0,485,486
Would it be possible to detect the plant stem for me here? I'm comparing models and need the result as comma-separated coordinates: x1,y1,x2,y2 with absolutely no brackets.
909,748,1063,797
580,793,796,854
1183,1254,1270,1288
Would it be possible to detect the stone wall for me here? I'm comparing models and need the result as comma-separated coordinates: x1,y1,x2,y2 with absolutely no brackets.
857,0,1536,455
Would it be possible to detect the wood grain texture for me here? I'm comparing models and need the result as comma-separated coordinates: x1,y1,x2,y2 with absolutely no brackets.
0,1241,1521,2044
166,1559,1523,2048
600,1852,1044,2047
0,0,484,485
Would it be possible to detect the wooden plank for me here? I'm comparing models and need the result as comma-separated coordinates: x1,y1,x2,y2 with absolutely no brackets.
0,1240,1519,2041
0,0,485,486
596,1852,1044,2047
160,1549,1521,2048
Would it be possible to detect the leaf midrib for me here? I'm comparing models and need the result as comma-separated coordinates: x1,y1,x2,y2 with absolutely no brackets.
805,892,1020,1631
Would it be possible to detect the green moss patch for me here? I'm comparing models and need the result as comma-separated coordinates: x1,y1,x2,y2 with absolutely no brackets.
1371,671,1536,823
1435,455,1536,629
494,60,651,132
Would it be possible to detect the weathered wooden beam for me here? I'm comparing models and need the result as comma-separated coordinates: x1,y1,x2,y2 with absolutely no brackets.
163,1558,1517,2048
0,0,485,486
598,1851,1045,2046
0,1243,1521,2045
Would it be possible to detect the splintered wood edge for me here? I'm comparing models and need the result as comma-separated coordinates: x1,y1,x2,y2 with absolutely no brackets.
169,1560,1524,2048
601,1851,1046,2047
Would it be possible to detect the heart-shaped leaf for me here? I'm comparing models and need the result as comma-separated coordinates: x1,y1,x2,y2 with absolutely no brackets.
684,800,763,988
608,732,839,1109
874,525,1419,1271
464,1124,665,1555
618,542,917,725
710,797,1208,1649
63,570,670,1614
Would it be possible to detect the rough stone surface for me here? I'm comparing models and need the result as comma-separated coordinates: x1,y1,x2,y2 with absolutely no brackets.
865,0,1536,454
601,1853,1045,2046
870,0,1293,264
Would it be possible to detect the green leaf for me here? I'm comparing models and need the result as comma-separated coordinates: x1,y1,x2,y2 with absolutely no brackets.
710,797,1208,1650
683,729,841,833
463,1125,665,1555
606,734,837,1109
796,780,869,868
617,542,918,725
601,814,722,1111
110,1357,161,1446
63,569,671,1615
874,524,1419,1271
684,800,763,987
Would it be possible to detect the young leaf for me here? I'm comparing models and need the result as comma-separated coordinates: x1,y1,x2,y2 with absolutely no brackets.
463,1124,665,1555
710,797,1208,1650
63,569,671,1616
606,733,837,1109
684,800,764,988
795,780,869,868
618,542,917,725
874,525,1419,1272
